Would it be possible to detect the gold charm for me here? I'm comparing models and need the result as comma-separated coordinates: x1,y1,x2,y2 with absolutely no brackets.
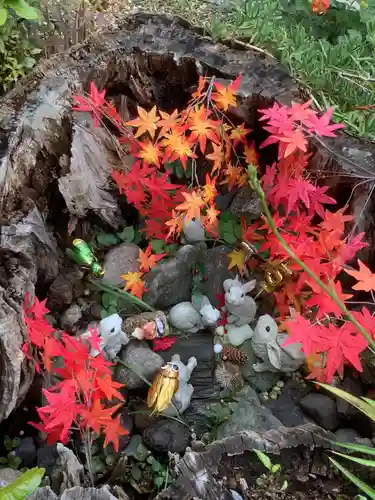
261,261,293,293
147,363,179,414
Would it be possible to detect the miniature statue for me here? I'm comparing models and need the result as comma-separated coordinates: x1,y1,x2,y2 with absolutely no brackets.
251,314,305,373
168,294,220,333
82,313,129,360
122,311,169,341
181,218,205,244
147,354,197,416
223,276,257,327
226,323,253,347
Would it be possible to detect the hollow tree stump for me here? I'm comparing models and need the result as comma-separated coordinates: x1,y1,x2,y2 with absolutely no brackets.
0,14,374,484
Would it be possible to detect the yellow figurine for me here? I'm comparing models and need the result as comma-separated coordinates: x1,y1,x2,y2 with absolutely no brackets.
147,363,179,414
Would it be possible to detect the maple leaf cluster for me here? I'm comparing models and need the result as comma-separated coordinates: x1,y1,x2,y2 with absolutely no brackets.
73,78,257,241
23,295,128,451
120,243,166,299
246,101,374,383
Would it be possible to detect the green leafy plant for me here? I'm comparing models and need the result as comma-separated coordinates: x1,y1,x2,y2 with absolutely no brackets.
0,0,38,25
95,225,141,249
203,401,234,441
0,467,45,499
317,383,375,499
253,450,288,492
0,15,41,92
0,436,21,469
218,211,242,245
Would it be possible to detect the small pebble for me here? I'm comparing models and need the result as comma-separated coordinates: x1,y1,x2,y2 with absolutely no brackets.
276,380,285,388
274,386,282,393
263,394,269,400
270,392,278,400
214,343,223,354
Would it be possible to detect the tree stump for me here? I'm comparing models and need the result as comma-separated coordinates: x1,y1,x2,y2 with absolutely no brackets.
0,13,374,496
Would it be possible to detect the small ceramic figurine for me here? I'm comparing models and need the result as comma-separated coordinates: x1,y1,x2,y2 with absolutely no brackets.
251,314,305,373
168,294,220,333
226,323,253,347
82,313,129,360
122,311,169,341
181,218,205,244
147,354,197,416
223,276,257,327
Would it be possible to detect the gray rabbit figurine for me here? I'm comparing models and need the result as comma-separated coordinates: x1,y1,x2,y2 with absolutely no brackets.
223,276,257,327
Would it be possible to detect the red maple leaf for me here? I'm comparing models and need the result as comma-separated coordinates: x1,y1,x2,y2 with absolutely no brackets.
304,107,344,137
138,244,167,273
283,313,324,356
152,336,177,352
81,400,122,434
72,82,106,127
304,281,352,318
103,415,129,452
318,323,368,382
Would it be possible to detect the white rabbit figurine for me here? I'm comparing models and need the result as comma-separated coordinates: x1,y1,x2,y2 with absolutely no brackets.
163,353,197,416
168,294,220,333
223,276,257,327
251,314,305,373
81,313,129,360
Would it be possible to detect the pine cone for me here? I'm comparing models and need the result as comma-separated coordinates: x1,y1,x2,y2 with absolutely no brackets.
221,346,248,364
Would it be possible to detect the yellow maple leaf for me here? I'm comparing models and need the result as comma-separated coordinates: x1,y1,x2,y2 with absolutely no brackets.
125,106,160,139
165,210,184,240
176,191,205,223
136,141,161,166
206,143,224,174
227,249,246,275
121,271,145,299
202,174,217,203
212,76,241,111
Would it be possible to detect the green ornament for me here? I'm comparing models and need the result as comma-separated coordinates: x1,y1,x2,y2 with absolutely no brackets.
66,238,104,277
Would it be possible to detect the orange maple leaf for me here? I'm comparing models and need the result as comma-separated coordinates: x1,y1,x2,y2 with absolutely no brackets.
165,210,184,239
191,76,208,101
121,272,145,298
244,141,259,165
158,109,180,137
126,106,160,139
204,205,220,228
212,76,241,111
138,244,167,273
230,123,251,147
136,141,161,167
161,131,197,170
96,374,124,402
187,105,220,153
176,191,205,223
82,399,122,434
103,415,129,452
206,143,224,174
202,174,217,203
221,163,245,191
345,259,375,292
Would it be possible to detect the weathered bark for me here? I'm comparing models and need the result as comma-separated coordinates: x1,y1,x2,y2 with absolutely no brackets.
155,423,336,500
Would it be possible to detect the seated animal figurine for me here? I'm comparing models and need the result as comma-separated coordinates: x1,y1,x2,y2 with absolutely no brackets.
226,323,253,347
181,218,205,244
223,276,257,327
168,294,220,333
251,314,305,373
82,313,129,360
164,354,197,416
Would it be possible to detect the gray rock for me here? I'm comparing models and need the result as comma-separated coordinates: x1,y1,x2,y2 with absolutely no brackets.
336,376,364,419
114,340,163,390
300,393,341,430
0,468,21,488
103,243,140,287
335,428,374,448
14,436,36,468
51,443,83,495
37,444,58,476
266,380,311,427
60,304,82,332
60,486,118,499
28,487,58,500
199,246,236,307
240,339,281,392
217,386,282,439
143,419,190,454
228,186,261,221
143,244,203,309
